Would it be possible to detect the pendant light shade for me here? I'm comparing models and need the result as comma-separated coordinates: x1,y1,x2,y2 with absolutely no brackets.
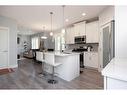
50,32,53,36
50,12,53,36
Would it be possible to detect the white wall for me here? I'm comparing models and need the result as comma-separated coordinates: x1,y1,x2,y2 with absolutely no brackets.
99,6,114,70
99,6,114,26
115,6,127,58
0,15,17,68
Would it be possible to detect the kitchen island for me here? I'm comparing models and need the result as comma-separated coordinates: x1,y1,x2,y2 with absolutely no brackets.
43,51,80,81
102,58,127,89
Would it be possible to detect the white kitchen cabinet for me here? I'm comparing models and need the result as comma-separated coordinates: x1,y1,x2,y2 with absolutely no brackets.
74,21,86,36
86,21,99,43
84,52,99,68
43,52,80,81
65,26,75,44
36,51,43,62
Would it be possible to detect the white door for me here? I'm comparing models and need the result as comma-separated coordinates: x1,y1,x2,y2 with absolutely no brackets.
0,27,9,68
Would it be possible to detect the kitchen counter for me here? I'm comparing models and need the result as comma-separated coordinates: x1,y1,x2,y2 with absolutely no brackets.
102,58,127,89
102,58,127,81
44,51,80,56
43,51,80,81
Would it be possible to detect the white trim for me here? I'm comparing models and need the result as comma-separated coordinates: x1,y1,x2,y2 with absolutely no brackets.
0,64,18,69
0,26,10,69
9,64,18,68
104,76,107,90
99,22,111,70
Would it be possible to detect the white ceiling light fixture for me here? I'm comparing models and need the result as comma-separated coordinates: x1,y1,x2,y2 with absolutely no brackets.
61,29,65,34
41,36,47,39
50,12,53,36
50,32,53,36
82,13,86,16
61,5,65,34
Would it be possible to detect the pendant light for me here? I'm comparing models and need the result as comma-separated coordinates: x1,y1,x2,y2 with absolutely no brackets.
50,12,53,36
61,5,65,34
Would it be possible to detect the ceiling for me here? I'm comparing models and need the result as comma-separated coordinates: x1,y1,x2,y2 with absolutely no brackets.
0,5,107,34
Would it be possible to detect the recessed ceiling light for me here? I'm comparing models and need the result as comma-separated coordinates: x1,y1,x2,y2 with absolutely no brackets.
65,19,69,22
82,13,86,16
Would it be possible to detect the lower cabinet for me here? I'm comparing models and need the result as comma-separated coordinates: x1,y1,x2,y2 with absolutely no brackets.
104,76,127,89
84,52,99,69
36,51,43,62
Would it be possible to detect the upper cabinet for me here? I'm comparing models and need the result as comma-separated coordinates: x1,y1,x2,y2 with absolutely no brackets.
74,21,86,36
65,20,99,44
86,21,99,43
65,26,75,44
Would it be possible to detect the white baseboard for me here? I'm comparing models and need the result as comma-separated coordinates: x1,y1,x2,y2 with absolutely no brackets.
9,64,18,68
0,64,18,69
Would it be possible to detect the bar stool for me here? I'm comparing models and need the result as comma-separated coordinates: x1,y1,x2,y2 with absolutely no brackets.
44,53,62,84
37,52,46,77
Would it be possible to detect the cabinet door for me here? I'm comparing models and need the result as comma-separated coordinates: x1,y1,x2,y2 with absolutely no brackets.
91,52,99,68
36,52,43,61
65,28,71,44
65,27,74,44
69,27,75,44
74,21,86,36
74,24,80,36
85,52,99,68
84,52,91,67
86,21,99,43
79,21,86,36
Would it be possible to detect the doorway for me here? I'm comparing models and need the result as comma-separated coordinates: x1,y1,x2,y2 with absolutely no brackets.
0,27,9,69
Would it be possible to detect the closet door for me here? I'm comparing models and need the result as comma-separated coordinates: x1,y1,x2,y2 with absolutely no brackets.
0,27,9,68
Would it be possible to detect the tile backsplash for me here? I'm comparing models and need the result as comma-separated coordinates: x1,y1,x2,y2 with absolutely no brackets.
65,43,99,52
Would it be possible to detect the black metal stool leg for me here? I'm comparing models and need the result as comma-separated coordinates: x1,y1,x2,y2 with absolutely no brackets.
48,66,58,84
38,63,46,77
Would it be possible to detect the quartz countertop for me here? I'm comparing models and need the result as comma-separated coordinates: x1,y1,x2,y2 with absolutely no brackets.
102,58,127,81
44,51,80,57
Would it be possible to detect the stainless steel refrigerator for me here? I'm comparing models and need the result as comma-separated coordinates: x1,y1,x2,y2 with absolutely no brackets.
102,20,115,68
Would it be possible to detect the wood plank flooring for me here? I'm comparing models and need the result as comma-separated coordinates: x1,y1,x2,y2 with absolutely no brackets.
0,59,103,89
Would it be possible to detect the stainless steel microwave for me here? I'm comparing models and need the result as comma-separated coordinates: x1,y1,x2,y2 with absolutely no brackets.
74,35,86,44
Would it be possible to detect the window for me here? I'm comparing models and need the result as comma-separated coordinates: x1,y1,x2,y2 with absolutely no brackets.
61,36,65,50
55,33,65,51
31,37,40,49
55,36,61,51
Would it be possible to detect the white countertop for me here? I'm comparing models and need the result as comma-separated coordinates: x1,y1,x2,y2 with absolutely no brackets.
44,51,80,57
102,58,127,81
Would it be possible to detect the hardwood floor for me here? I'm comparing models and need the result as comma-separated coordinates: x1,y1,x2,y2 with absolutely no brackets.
0,59,103,89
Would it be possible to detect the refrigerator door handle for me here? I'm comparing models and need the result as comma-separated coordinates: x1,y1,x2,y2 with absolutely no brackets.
109,32,111,61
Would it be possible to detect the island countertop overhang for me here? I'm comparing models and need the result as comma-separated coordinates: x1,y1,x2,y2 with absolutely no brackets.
102,58,127,82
